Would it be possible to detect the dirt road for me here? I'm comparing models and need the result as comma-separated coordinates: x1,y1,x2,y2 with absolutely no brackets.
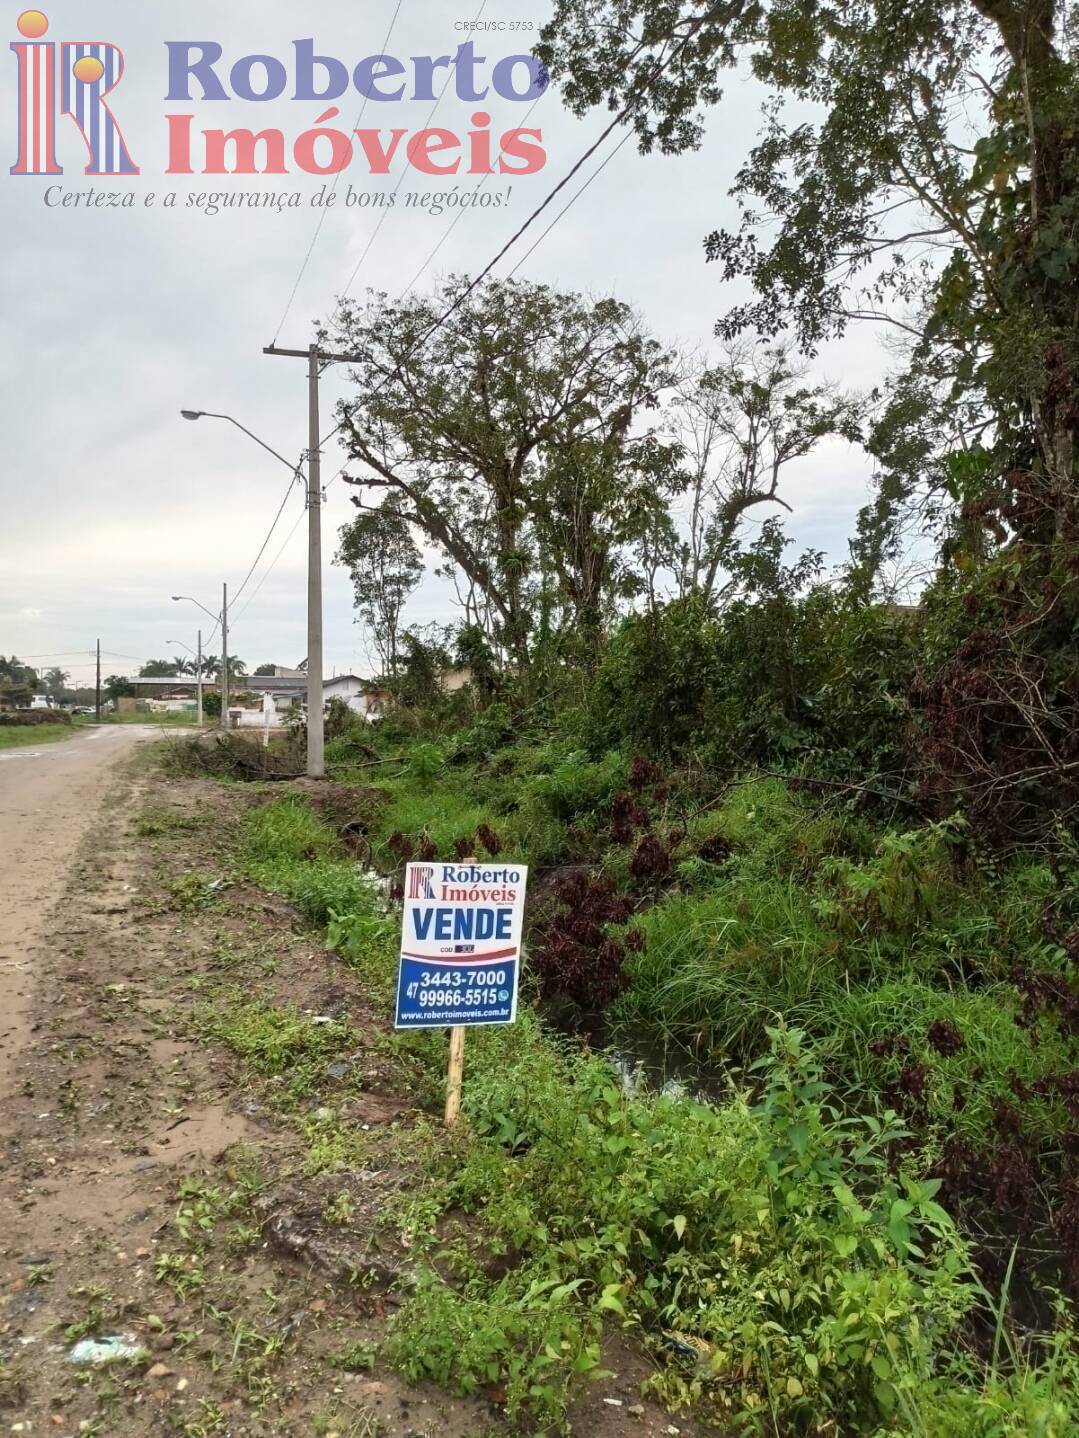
0,726,158,1100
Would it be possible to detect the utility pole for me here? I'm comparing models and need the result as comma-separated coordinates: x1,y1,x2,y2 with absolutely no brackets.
95,639,101,722
306,345,324,777
264,340,340,779
196,628,204,727
220,583,230,727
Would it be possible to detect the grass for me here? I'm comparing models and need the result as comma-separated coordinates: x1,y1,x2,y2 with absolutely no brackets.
239,796,380,924
103,710,198,725
0,720,82,748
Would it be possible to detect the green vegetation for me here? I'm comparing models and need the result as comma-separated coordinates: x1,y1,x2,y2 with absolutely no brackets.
239,796,381,925
201,778,1079,1434
102,710,195,726
0,721,80,749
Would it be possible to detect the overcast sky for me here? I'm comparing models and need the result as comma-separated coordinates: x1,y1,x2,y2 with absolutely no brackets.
0,0,889,687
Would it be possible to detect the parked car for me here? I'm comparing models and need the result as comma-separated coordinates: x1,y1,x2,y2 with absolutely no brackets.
30,694,52,710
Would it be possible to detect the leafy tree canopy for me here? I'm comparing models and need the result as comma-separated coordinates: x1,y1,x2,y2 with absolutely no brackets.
537,0,1079,567
329,276,684,667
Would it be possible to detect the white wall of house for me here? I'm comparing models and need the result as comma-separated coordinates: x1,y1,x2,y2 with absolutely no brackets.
324,675,383,718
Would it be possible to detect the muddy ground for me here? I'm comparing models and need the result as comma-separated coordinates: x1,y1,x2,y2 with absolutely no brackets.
0,745,705,1438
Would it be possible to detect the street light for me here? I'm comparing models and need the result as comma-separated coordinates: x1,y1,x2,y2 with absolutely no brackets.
167,636,204,727
172,592,228,723
179,406,323,778
179,409,303,479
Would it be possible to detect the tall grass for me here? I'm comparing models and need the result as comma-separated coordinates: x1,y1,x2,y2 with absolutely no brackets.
239,797,375,924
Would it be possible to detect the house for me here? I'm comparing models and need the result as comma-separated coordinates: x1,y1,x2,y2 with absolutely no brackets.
246,675,307,708
322,674,394,719
439,667,474,694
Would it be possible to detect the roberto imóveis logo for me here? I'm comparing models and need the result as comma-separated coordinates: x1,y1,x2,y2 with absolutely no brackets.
10,9,137,176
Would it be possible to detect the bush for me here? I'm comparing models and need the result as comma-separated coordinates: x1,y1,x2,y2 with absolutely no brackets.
587,590,920,787
0,708,72,727
392,1025,973,1433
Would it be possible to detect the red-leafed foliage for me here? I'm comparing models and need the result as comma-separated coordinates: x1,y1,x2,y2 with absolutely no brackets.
532,871,633,1009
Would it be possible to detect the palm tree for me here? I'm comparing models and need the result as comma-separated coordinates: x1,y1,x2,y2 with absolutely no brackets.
200,655,246,681
43,666,70,696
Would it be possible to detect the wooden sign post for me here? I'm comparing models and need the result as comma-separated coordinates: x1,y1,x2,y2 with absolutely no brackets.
444,855,475,1130
445,1023,466,1127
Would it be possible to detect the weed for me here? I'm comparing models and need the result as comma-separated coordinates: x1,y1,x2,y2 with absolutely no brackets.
155,1252,206,1299
132,809,199,838
196,997,353,1087
62,1287,113,1342
182,1399,228,1437
165,871,228,911
0,1358,27,1408
327,1339,378,1372
323,1190,356,1225
387,1025,971,1432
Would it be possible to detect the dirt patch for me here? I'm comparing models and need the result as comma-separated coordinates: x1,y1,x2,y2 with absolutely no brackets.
0,726,156,1104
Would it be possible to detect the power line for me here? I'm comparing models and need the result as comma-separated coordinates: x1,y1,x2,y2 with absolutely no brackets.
338,0,491,304
233,509,305,622
229,461,305,608
399,90,544,299
272,0,406,344
506,126,635,276
338,1,728,415
270,10,720,630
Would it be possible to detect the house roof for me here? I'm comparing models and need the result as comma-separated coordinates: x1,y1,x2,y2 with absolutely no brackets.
246,675,307,690
125,676,219,688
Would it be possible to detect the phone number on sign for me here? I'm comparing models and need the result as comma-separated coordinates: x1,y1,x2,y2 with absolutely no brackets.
418,988,503,1008
418,969,507,987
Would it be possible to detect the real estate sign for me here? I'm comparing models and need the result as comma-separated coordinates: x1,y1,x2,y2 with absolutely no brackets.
394,861,527,1029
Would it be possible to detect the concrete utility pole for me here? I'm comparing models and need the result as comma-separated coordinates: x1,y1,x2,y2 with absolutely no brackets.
168,635,205,726
263,340,341,780
172,593,228,727
95,639,101,722
221,582,230,727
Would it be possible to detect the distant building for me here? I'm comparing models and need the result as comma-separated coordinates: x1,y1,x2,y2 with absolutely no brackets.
439,667,474,694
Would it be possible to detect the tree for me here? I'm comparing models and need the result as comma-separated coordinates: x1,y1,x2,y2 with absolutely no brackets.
329,276,682,668
0,655,39,690
104,675,134,701
200,655,245,681
139,659,181,678
536,1,1079,565
672,344,863,600
43,667,70,698
538,0,1079,835
336,494,423,676
254,664,277,677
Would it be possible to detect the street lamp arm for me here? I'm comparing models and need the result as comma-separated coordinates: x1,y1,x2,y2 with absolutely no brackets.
171,595,219,624
182,409,302,478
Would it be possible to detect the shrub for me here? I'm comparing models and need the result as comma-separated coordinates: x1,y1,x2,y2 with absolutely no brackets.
393,1025,973,1433
0,708,72,727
